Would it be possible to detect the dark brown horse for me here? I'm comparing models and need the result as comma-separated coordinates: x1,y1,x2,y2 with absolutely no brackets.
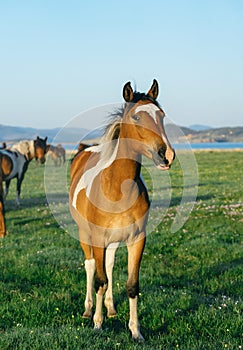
69,80,175,341
0,136,49,205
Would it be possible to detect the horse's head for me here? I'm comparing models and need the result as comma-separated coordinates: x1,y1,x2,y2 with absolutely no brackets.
34,136,48,164
121,79,175,170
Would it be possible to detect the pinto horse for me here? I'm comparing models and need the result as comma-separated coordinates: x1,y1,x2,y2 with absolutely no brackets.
0,136,48,205
69,80,175,341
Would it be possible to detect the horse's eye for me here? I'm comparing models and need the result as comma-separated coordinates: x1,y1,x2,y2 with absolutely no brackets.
132,115,140,121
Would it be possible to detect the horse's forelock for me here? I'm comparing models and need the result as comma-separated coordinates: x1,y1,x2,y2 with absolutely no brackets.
101,92,160,143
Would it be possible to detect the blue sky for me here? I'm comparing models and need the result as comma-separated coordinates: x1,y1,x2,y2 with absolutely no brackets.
0,0,242,129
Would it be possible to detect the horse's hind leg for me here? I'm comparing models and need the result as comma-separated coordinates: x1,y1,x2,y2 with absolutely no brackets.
104,242,119,317
81,242,95,318
93,246,108,330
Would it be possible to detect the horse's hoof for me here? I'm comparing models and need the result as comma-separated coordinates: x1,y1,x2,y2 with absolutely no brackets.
93,324,102,332
107,309,117,318
82,311,92,319
132,333,145,343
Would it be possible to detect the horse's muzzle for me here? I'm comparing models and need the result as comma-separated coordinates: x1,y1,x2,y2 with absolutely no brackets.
39,158,46,164
151,146,175,170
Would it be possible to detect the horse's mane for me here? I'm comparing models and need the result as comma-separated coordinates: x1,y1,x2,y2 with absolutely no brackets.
101,92,160,143
10,140,34,160
100,106,124,143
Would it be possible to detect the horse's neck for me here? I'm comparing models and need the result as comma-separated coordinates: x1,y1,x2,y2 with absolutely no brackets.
103,139,141,188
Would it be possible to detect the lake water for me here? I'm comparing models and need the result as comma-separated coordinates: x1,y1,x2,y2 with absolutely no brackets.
174,142,243,150
63,142,243,151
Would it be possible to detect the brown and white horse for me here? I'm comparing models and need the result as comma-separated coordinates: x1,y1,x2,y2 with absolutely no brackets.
0,136,48,205
69,80,175,341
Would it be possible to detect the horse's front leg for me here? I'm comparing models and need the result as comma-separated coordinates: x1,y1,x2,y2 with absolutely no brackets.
104,242,119,317
93,246,108,330
4,179,10,199
126,235,146,342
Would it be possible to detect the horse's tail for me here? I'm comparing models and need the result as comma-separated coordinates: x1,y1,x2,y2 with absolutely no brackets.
0,153,6,237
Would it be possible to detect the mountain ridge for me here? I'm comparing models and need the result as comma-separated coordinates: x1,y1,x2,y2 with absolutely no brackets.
1,124,243,144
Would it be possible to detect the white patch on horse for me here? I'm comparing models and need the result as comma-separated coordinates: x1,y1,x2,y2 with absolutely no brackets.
84,144,104,153
72,141,119,208
135,104,169,146
135,104,160,123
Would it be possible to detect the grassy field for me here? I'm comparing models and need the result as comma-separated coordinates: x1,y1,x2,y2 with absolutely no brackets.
1,151,242,350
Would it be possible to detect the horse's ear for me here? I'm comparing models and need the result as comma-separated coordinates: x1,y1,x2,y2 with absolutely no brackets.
147,79,159,100
45,137,47,142
37,136,40,140
123,82,134,102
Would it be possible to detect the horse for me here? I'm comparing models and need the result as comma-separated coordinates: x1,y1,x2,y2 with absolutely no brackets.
0,152,6,237
48,144,66,166
0,142,7,149
0,136,48,205
69,79,175,341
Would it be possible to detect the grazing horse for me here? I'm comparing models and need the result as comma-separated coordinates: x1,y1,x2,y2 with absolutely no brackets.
48,144,66,166
0,136,48,205
69,80,175,341
0,152,6,237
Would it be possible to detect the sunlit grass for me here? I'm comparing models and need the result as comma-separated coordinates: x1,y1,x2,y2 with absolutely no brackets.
1,151,242,349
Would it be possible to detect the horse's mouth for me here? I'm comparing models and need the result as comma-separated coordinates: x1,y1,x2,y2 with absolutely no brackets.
151,151,170,171
37,158,46,164
155,163,170,171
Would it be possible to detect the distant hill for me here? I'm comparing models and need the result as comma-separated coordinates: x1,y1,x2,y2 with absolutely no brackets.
1,124,243,146
0,124,89,145
167,125,243,143
189,124,212,131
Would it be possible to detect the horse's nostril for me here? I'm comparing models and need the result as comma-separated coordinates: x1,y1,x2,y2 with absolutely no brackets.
158,146,169,165
164,157,169,165
158,146,166,158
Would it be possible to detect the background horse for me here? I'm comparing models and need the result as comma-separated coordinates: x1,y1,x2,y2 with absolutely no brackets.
0,152,6,237
69,80,175,341
0,136,48,205
48,144,66,166
0,142,7,149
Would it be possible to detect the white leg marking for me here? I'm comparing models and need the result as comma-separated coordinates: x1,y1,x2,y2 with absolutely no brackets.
93,290,104,330
83,258,96,318
16,192,20,206
105,243,119,317
4,186,8,198
129,296,144,342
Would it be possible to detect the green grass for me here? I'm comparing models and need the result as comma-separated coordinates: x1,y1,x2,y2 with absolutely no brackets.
1,151,242,349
